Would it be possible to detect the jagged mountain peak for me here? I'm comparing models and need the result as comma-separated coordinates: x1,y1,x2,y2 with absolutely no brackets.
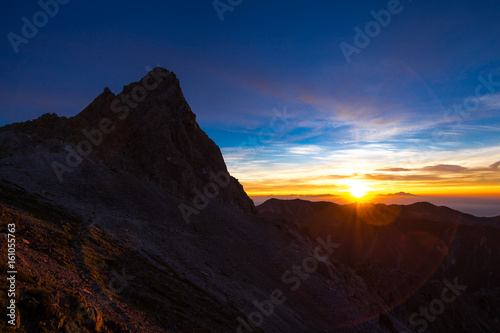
0,68,255,214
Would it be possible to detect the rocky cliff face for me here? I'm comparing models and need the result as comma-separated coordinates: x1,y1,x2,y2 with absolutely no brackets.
0,67,255,214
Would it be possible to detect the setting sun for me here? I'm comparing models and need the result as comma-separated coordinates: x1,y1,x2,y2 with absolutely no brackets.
348,180,369,199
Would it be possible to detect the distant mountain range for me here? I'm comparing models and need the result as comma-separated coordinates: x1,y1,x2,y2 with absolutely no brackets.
0,68,498,332
375,192,416,197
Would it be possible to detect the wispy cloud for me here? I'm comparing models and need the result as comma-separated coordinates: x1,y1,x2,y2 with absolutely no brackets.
421,164,469,173
480,92,500,110
223,141,500,196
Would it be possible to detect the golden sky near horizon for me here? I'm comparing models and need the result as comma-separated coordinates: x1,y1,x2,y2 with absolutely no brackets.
223,143,500,198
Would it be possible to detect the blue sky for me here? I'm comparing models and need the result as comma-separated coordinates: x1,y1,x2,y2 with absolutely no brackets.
2,0,500,199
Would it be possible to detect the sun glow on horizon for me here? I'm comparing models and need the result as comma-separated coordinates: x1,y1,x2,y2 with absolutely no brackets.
346,180,370,199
